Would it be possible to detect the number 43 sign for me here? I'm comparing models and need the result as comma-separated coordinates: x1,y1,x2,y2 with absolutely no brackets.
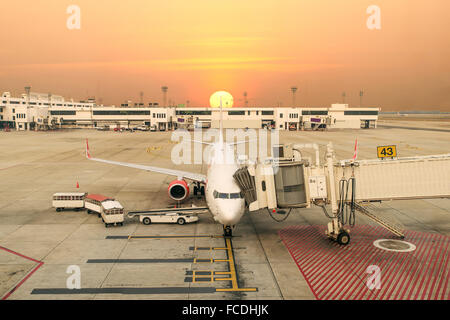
377,145,397,158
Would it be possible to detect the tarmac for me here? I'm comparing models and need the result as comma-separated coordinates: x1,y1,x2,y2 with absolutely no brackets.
0,120,449,300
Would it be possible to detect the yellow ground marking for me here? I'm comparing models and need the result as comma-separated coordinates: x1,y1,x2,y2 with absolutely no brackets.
125,234,257,292
146,146,162,153
225,238,239,289
213,237,258,292
193,247,212,252
192,270,212,275
192,271,214,283
214,271,232,275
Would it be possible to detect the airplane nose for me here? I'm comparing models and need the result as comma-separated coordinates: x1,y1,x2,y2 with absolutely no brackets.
217,200,244,225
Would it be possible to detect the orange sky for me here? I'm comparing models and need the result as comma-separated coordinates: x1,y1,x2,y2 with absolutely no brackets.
0,0,449,111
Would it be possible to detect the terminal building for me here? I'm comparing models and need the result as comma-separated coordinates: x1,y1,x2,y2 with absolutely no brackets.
0,91,379,131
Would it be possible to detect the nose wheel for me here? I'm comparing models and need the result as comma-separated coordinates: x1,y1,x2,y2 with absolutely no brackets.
223,226,233,237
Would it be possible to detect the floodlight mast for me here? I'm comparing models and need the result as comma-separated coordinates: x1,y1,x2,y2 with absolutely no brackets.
219,96,224,145
161,86,168,107
291,86,298,107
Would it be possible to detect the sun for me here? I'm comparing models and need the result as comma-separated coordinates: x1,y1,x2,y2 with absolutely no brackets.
209,91,233,108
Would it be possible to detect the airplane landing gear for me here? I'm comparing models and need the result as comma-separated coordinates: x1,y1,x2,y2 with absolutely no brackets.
223,226,233,237
193,183,205,197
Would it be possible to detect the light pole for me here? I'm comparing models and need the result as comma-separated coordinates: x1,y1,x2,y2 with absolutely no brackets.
24,86,31,131
243,91,248,107
359,90,364,107
161,86,168,107
291,86,298,107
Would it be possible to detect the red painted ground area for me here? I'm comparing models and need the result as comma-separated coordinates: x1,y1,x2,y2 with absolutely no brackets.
0,246,44,300
279,225,449,300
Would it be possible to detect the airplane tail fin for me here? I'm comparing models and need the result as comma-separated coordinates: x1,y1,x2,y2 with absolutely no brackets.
85,139,92,159
352,138,358,161
219,97,224,144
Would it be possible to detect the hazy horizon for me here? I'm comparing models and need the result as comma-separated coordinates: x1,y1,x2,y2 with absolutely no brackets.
1,0,449,111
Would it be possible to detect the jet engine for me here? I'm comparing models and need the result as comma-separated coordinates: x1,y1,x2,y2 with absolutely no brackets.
168,179,190,201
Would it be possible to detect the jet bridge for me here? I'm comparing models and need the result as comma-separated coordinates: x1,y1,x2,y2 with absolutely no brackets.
233,143,450,245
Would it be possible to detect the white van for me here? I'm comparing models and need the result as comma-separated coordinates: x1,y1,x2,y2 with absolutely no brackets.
53,193,87,212
101,200,124,227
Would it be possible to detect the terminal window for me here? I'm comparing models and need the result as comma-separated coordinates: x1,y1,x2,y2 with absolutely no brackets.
344,111,378,115
93,110,150,116
228,111,245,115
176,110,212,116
50,110,76,116
302,110,328,115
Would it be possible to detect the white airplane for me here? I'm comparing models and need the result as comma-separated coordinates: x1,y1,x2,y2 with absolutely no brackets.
85,103,246,237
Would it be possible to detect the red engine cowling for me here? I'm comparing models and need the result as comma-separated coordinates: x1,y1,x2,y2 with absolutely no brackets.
168,179,189,201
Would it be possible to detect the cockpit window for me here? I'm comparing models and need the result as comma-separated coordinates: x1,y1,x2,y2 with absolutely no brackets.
230,192,243,199
214,190,243,199
218,193,229,199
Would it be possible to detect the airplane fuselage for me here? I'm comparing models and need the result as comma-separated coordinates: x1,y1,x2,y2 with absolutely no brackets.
204,142,246,228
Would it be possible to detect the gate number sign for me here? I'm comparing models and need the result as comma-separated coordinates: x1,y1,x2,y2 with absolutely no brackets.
377,145,397,158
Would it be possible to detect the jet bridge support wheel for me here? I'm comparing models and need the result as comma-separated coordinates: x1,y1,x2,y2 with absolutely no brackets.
337,231,350,245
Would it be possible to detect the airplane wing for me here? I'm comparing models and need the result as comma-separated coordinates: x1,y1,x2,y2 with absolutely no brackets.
85,139,207,183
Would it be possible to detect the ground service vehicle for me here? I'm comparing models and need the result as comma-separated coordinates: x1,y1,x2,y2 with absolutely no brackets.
127,206,207,225
101,200,124,227
84,194,114,217
139,212,198,225
52,193,86,212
